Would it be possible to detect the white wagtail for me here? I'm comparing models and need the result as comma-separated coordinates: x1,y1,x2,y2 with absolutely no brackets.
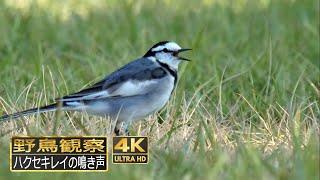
0,41,191,135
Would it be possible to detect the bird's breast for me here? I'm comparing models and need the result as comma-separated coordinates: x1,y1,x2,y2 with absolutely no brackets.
146,75,175,112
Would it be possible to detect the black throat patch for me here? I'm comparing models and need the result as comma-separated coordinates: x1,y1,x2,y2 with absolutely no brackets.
156,60,178,86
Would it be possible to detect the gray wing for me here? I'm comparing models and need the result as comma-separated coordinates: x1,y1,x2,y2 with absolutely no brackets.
58,58,166,101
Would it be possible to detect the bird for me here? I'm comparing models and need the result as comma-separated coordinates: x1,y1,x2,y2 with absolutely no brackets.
0,41,191,135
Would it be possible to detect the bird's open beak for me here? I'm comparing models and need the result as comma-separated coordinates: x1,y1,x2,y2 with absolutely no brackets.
175,48,192,61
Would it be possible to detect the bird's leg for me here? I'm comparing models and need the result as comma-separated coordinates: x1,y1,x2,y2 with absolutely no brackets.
114,127,120,136
124,128,130,136
114,122,130,136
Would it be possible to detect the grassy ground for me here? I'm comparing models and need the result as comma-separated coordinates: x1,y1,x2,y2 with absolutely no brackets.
0,0,319,179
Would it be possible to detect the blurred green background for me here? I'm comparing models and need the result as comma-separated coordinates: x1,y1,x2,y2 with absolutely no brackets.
0,0,319,179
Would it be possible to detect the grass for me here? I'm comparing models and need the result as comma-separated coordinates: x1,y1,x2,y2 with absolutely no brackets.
0,0,319,179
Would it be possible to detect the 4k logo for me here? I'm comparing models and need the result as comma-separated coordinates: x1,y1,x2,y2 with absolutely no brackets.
112,136,148,164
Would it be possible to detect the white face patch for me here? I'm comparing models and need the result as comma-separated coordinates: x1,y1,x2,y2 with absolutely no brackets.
151,42,182,69
155,52,180,69
151,42,182,52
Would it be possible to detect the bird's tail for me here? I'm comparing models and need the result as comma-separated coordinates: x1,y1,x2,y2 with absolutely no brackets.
0,103,63,122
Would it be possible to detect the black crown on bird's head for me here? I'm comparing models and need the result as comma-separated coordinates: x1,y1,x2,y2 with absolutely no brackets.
143,41,192,61
143,41,170,57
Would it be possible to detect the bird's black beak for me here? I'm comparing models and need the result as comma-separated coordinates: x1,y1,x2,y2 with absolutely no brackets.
175,48,192,61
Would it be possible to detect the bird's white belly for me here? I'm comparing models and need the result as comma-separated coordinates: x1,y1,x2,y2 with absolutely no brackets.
130,76,175,120
149,88,172,112
82,75,175,122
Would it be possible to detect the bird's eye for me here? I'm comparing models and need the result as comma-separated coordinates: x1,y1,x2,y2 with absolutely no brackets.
163,48,169,52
